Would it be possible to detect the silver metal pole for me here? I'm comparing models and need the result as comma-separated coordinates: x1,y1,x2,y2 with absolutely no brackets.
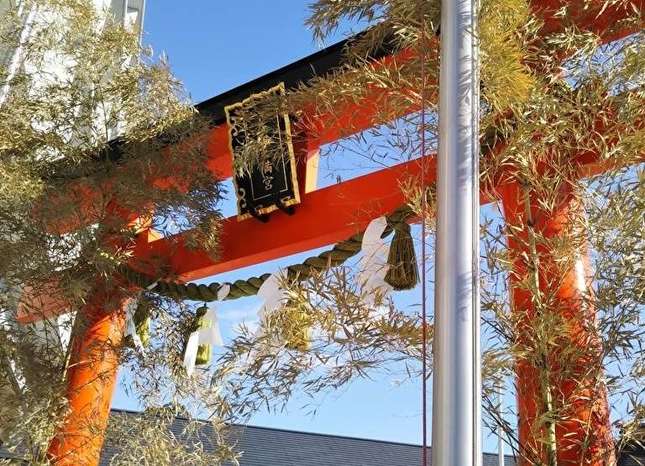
431,0,481,463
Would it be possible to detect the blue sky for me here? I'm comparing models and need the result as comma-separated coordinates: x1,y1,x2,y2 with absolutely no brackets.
112,0,509,454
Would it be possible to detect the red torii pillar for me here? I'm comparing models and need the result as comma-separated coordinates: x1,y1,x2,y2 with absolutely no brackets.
500,181,614,465
46,212,145,465
46,285,129,465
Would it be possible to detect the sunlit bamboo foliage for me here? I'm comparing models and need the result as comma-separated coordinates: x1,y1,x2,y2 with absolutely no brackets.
0,0,642,465
0,0,225,463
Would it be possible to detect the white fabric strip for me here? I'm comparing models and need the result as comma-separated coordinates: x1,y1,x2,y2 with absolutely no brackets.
56,313,73,350
246,269,291,352
256,270,288,323
357,217,393,309
183,331,200,377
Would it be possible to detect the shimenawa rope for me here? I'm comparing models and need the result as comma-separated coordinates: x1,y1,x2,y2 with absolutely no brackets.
120,203,418,303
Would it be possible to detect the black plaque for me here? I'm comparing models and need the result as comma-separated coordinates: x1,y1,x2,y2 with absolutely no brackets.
225,83,300,221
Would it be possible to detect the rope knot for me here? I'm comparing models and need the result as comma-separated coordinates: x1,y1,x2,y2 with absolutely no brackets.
384,220,419,291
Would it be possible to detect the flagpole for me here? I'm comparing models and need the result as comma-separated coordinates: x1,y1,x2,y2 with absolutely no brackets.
431,0,481,464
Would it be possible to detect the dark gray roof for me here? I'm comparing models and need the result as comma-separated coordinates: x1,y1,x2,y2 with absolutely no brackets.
102,409,517,466
213,424,514,466
620,446,645,466
3,410,641,465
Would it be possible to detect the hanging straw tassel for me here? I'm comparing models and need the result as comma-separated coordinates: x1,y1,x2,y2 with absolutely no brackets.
124,282,158,350
385,221,419,290
134,299,151,347
183,285,228,375
193,305,211,365
181,304,213,372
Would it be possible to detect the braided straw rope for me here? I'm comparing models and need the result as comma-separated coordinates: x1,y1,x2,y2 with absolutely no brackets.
121,204,415,302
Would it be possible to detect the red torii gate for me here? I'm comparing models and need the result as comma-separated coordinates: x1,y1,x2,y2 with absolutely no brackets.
29,1,642,464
